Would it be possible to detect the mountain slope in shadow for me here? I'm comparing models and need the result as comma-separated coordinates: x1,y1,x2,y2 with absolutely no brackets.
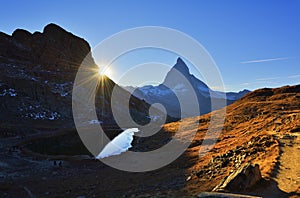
0,23,168,133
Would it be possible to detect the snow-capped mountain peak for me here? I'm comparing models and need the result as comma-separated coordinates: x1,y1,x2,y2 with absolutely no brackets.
129,58,250,118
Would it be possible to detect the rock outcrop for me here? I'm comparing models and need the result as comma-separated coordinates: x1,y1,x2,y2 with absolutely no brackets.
213,163,262,192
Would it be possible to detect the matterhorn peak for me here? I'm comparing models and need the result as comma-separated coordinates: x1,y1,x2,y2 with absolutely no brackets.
172,57,190,76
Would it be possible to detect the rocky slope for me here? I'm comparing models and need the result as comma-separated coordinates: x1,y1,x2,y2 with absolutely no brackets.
126,58,250,118
161,84,300,197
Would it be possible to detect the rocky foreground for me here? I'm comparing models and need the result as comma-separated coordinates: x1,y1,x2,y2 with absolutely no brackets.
0,85,299,197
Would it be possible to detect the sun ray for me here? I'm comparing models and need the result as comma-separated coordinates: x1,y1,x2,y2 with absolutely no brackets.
98,66,112,78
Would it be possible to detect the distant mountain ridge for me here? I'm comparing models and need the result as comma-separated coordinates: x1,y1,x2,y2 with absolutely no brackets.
125,58,250,118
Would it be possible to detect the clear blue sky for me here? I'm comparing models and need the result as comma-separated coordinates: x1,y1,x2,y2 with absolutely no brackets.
1,0,299,91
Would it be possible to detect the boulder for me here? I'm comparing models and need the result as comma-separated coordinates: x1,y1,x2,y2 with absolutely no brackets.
213,163,262,192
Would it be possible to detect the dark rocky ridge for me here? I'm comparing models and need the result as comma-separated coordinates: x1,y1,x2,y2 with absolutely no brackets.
0,23,158,131
1,24,90,75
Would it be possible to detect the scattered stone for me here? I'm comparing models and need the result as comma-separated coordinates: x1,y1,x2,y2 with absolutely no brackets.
186,176,192,181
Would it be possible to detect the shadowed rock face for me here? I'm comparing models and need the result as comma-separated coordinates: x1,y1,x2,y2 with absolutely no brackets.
0,23,153,127
2,24,90,74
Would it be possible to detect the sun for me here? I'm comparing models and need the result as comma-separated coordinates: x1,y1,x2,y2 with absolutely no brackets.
98,67,112,77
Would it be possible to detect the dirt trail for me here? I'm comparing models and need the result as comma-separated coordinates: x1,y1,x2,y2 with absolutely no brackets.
275,134,300,194
254,133,300,198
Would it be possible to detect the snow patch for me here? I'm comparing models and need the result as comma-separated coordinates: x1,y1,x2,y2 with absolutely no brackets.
19,104,60,120
197,85,209,92
96,128,139,159
60,92,69,97
89,120,103,125
147,115,162,122
0,88,17,97
31,77,38,81
139,86,172,96
51,82,72,97
172,83,187,92
48,112,60,120
24,111,60,120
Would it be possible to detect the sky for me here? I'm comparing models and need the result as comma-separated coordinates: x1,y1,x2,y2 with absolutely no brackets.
0,0,299,91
